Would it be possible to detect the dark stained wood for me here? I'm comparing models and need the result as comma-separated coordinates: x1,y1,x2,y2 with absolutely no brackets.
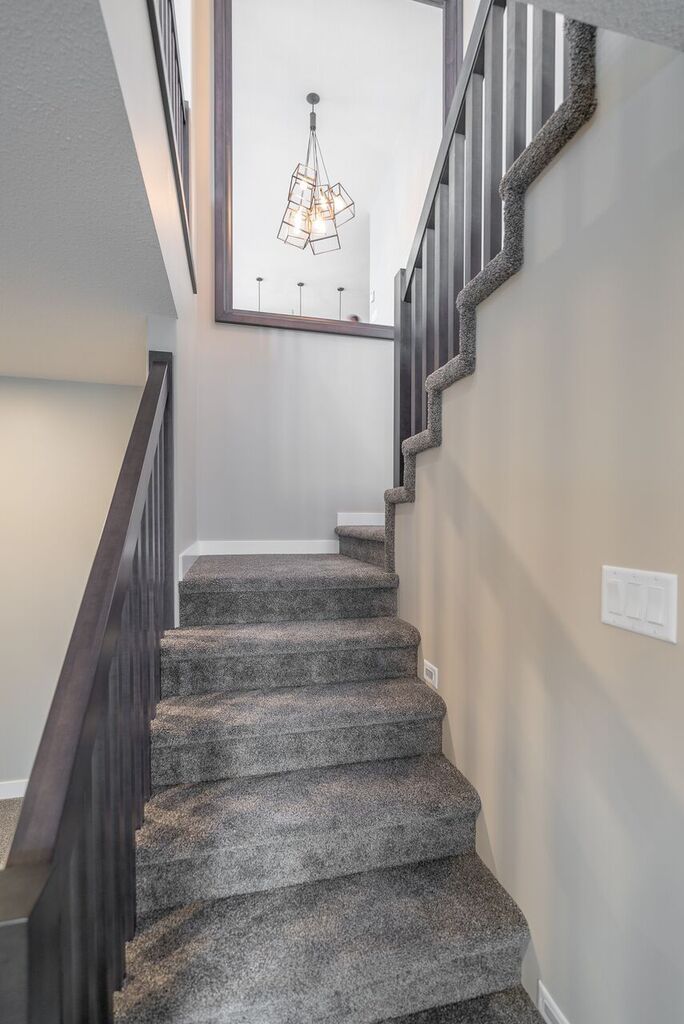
505,0,528,168
393,270,412,487
443,0,463,118
532,7,556,134
147,0,196,293
410,269,424,436
1,355,174,1024
447,132,465,359
403,0,498,298
464,72,484,283
483,2,504,263
433,183,450,370
421,230,436,427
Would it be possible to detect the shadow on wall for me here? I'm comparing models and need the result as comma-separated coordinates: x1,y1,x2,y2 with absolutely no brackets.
432,445,684,1023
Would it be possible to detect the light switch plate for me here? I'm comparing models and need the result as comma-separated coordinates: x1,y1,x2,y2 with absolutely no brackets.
423,660,439,690
602,566,677,643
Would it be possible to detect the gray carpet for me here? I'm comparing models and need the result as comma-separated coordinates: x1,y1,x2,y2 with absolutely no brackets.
336,526,386,567
114,552,540,1020
0,798,21,868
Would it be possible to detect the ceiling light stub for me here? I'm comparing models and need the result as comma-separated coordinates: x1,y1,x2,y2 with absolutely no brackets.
278,93,355,256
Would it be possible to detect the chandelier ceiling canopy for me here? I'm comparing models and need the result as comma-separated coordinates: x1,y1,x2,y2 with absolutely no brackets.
278,93,355,255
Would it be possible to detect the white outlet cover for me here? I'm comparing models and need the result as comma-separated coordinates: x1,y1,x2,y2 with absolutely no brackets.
601,566,677,643
423,660,438,689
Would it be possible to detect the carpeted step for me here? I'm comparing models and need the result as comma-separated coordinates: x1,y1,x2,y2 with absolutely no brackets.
113,853,530,1024
161,616,419,696
179,554,398,626
378,986,543,1023
336,525,386,567
151,677,444,787
137,754,479,913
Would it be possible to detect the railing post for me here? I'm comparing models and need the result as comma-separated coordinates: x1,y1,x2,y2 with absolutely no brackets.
149,352,175,630
393,270,412,488
0,866,58,1024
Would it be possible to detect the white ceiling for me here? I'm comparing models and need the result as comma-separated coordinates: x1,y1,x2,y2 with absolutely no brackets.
231,0,442,322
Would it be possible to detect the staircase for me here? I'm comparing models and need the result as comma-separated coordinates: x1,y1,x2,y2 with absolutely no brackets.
113,545,542,1024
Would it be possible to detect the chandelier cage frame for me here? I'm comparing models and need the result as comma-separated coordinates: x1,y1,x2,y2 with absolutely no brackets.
277,94,356,255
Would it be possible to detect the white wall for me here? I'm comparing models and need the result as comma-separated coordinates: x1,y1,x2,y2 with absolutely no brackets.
0,378,141,784
394,32,684,1024
193,0,392,546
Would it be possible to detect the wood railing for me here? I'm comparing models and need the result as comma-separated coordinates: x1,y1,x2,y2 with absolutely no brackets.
394,0,564,484
0,354,174,1024
147,0,197,293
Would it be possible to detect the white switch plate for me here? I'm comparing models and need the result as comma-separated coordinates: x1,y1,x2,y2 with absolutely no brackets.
602,566,677,643
423,660,439,689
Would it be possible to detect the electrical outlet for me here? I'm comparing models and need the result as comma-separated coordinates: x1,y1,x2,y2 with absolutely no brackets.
423,660,438,690
538,982,571,1024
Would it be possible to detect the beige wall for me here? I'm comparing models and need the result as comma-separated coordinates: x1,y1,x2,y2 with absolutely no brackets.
395,32,684,1024
0,377,141,783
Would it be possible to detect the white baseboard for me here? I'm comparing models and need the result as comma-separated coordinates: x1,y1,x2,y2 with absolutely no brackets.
538,982,572,1024
336,512,385,527
0,779,27,800
179,539,339,579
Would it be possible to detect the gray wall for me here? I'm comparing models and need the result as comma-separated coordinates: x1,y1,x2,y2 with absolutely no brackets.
0,377,141,783
192,1,393,546
395,32,684,1024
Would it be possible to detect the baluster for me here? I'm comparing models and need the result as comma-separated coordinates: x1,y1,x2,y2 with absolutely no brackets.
119,598,137,941
483,3,504,264
410,269,424,436
505,0,528,168
532,7,555,134
464,72,484,283
420,230,435,429
447,133,465,359
562,17,570,100
66,824,89,1022
137,521,153,803
433,183,450,372
87,734,110,1023
393,270,412,487
106,655,125,988
162,383,175,632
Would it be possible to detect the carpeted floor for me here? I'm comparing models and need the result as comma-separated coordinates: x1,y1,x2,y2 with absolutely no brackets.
0,798,21,868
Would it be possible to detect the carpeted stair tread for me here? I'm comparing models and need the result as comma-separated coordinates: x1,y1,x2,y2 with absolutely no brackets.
136,755,480,910
114,853,529,1024
162,616,419,660
335,525,385,543
152,677,444,747
379,986,543,1023
181,553,398,594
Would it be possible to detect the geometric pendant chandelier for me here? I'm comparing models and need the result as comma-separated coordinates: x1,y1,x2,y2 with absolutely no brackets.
278,93,355,255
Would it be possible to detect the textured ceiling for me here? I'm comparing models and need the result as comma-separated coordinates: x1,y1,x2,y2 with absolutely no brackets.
0,0,175,336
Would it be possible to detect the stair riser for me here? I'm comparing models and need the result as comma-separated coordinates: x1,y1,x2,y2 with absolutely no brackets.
338,536,385,568
180,587,397,626
137,814,477,914
152,719,442,787
162,646,417,696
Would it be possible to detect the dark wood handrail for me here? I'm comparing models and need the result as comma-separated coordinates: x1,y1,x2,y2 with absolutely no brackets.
394,0,562,483
403,0,501,300
0,354,174,1024
9,362,169,867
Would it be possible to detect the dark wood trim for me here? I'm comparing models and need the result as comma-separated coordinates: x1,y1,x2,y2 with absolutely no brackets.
402,0,504,300
147,0,197,294
149,351,176,628
217,307,394,340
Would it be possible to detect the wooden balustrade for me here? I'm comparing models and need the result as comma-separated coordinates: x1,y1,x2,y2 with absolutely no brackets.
394,0,565,485
0,354,174,1024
